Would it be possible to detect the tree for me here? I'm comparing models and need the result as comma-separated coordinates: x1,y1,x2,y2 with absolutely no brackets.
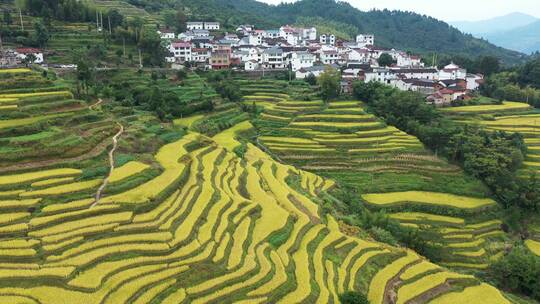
339,291,369,304
138,29,166,67
377,53,396,67
519,58,540,89
488,246,540,301
174,9,187,33
162,8,187,33
22,53,36,67
215,80,242,102
75,58,94,96
33,20,49,47
106,10,123,32
3,9,12,25
477,56,500,76
317,66,341,102
305,73,317,86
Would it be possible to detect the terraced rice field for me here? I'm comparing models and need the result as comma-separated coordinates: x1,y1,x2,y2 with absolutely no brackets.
249,80,506,269
0,122,510,303
0,73,513,303
440,101,532,114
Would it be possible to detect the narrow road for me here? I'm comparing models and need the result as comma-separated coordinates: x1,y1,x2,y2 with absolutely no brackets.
91,122,124,208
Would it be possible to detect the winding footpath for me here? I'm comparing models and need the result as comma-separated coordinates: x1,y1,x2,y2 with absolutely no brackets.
91,122,124,208
89,98,104,111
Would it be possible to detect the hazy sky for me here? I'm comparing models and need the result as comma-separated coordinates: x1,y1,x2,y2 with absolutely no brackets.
256,0,540,21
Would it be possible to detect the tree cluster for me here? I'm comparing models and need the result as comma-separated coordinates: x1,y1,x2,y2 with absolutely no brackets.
21,0,96,23
480,57,540,109
488,246,540,301
317,66,341,102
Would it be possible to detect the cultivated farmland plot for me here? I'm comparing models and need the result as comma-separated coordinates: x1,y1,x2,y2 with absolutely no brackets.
250,80,507,270
0,72,512,303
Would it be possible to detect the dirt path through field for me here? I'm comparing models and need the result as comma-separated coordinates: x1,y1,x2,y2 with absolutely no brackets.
89,98,103,111
91,122,124,208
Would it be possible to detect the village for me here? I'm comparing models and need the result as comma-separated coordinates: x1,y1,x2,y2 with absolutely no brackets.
0,20,484,106
159,21,484,105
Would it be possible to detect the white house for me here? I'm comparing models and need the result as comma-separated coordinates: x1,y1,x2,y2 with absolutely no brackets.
347,48,370,63
364,67,395,84
15,48,44,64
264,30,280,39
392,79,438,94
236,25,254,35
262,47,285,69
466,73,484,91
321,50,339,65
286,33,301,46
279,25,295,39
224,33,239,41
186,22,204,30
302,27,317,41
289,51,315,71
320,34,336,45
248,32,264,46
244,48,262,63
191,48,211,63
295,64,338,79
178,30,209,41
396,53,423,67
190,37,214,49
204,22,220,30
356,34,374,46
168,41,192,63
245,60,260,71
157,29,175,40
390,68,438,80
439,63,467,80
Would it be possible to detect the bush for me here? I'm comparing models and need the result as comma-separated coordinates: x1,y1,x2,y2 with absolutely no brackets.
488,246,540,301
339,291,369,304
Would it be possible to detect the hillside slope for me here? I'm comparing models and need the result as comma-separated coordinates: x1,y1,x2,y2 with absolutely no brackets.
0,68,515,304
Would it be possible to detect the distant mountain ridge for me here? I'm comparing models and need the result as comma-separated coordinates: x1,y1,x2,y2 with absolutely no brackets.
483,20,540,54
450,12,538,36
450,12,540,54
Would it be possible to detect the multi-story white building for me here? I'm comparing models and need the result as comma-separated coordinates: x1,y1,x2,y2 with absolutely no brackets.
191,48,211,63
264,30,280,39
186,22,204,30
302,27,317,41
157,29,176,40
439,63,467,80
187,21,220,31
245,60,260,71
248,32,264,46
390,68,438,80
321,50,339,65
236,25,254,35
356,34,374,46
289,51,315,71
319,34,336,45
168,41,192,63
262,47,285,69
204,22,220,30
364,67,395,84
